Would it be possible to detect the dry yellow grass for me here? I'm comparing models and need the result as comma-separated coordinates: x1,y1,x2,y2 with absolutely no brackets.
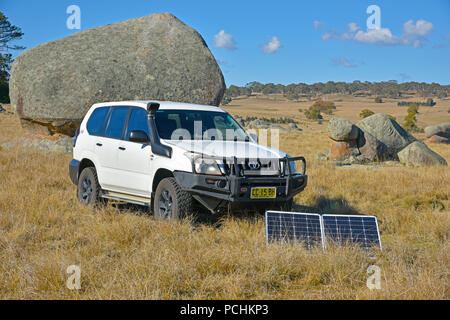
224,93,450,133
0,105,449,299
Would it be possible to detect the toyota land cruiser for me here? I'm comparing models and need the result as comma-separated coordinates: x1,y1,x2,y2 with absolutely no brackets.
69,101,307,218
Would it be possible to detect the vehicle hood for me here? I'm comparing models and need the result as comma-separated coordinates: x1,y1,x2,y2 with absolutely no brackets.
162,140,287,159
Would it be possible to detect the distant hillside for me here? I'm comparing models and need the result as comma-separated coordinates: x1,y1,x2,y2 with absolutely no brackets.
222,81,450,105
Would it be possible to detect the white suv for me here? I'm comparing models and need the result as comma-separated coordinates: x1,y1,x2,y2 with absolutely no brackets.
69,101,307,218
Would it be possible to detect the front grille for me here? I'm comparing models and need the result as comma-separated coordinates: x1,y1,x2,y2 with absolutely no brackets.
223,158,282,177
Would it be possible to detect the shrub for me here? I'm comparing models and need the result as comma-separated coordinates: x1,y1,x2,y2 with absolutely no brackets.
309,99,336,115
360,109,375,118
425,98,436,106
304,108,322,120
397,100,436,107
404,104,423,132
0,81,9,104
407,103,419,115
375,96,383,103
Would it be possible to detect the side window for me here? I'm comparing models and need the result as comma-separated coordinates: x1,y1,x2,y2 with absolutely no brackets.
104,107,129,139
86,107,110,136
125,108,150,140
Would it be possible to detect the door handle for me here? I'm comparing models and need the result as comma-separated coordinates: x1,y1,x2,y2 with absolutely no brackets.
118,146,126,150
96,143,103,147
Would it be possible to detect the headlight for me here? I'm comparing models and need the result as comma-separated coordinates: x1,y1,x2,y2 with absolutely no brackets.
194,157,222,175
289,161,297,173
185,152,223,176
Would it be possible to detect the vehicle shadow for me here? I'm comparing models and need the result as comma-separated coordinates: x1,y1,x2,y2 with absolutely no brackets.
293,195,362,215
108,195,362,227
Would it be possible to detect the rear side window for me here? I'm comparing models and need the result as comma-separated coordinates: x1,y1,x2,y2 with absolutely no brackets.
104,107,130,139
125,108,150,140
86,107,109,135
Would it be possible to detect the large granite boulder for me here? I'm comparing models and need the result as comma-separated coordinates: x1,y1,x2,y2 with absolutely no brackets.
356,130,388,162
424,123,450,145
398,141,447,166
328,118,359,141
329,140,360,161
9,12,225,136
357,114,416,158
424,123,450,138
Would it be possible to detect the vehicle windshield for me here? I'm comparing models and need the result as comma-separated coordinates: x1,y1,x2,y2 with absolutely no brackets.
155,110,249,141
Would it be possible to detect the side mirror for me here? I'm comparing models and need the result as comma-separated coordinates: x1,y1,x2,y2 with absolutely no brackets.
249,133,258,143
129,130,150,143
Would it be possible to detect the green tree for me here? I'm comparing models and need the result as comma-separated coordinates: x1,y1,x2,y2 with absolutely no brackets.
303,107,322,121
0,12,24,103
407,103,419,115
404,103,422,132
374,96,383,103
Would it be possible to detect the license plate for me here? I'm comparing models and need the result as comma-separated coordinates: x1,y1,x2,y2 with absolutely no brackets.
250,187,276,199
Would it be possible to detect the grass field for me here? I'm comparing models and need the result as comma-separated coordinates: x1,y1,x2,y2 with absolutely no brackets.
223,93,450,135
0,97,449,299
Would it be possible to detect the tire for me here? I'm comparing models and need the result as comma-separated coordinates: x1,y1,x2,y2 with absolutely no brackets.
153,177,194,220
77,167,102,206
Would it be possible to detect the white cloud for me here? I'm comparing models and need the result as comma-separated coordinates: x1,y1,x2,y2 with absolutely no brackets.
347,22,360,33
313,20,325,31
214,30,236,50
262,36,282,54
322,19,434,48
332,57,357,68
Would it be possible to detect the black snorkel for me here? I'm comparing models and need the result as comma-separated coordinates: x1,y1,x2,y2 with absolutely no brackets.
147,102,172,158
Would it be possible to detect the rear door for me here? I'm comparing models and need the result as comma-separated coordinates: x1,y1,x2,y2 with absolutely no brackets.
116,107,153,196
97,106,130,190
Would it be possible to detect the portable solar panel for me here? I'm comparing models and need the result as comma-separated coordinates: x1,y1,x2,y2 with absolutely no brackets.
265,211,323,249
321,214,382,250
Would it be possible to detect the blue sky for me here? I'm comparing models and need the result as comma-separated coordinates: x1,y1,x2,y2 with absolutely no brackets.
1,0,449,86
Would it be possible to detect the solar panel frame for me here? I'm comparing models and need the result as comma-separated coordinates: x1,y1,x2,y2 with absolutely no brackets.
265,211,324,249
321,214,382,250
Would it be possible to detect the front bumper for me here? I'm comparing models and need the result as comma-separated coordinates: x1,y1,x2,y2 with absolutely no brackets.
173,171,307,202
173,156,308,212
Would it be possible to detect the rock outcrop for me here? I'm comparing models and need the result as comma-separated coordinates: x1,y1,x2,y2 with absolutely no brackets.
324,114,447,166
9,13,225,136
425,123,450,144
357,114,416,158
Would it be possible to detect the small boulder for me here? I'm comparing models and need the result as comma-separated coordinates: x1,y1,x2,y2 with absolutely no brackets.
397,141,447,166
329,140,360,161
424,123,450,139
328,118,359,141
357,130,388,162
426,135,450,144
357,113,416,158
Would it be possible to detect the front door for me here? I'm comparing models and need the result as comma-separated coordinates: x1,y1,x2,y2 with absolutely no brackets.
116,107,153,196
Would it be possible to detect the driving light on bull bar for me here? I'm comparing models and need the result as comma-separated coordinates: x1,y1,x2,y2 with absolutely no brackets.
193,157,222,176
